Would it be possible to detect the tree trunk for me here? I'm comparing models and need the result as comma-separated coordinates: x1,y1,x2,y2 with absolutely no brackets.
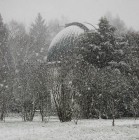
133,107,137,120
55,84,72,122
111,100,115,126
40,108,44,122
57,108,72,122
22,103,35,121
98,111,101,119
21,107,26,121
59,84,72,122
52,82,72,122
0,112,4,121
112,115,115,126
0,102,6,121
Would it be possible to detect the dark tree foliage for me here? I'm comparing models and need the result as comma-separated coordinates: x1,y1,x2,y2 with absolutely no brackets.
75,17,139,125
7,14,51,121
29,13,50,62
0,14,14,121
27,13,51,121
78,17,127,70
0,13,138,125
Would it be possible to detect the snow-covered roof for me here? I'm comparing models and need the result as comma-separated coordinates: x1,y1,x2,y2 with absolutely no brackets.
47,22,95,62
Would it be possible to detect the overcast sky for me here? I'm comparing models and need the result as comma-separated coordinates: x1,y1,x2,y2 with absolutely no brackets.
0,0,139,30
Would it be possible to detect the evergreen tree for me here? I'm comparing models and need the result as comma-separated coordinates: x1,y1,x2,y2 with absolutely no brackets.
26,13,51,121
29,13,50,63
78,17,126,69
0,14,14,121
76,17,132,125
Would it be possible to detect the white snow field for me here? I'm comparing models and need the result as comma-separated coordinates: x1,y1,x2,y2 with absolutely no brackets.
0,116,139,140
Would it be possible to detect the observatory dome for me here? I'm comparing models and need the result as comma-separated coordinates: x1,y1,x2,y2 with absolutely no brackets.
47,22,94,62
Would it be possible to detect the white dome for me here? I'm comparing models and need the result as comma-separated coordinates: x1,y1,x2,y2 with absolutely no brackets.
47,22,95,62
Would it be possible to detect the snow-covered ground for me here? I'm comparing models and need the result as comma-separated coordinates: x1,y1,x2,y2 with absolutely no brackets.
0,116,139,140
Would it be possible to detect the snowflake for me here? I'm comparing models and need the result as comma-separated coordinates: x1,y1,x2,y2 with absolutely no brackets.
15,69,19,73
43,56,47,61
0,84,4,87
40,48,44,52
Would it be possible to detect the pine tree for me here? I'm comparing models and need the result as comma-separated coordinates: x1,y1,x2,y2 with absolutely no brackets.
29,13,50,63
27,13,51,121
78,17,127,70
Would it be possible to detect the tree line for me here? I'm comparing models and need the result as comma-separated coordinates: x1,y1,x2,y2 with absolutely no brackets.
48,17,139,126
0,13,64,121
0,13,139,126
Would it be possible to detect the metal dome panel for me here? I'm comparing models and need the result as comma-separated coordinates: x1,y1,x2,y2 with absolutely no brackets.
47,22,95,62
